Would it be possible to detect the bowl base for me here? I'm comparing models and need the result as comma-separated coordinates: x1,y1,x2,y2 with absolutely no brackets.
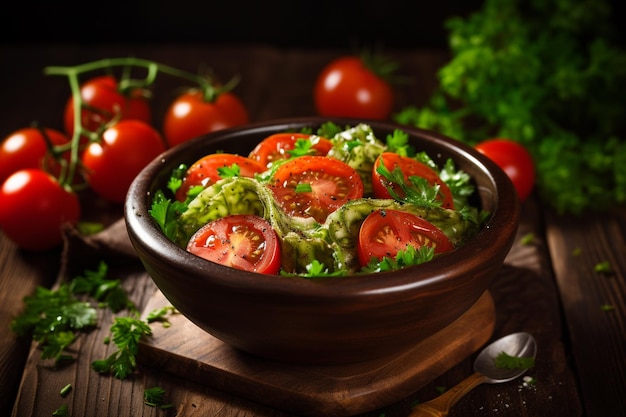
138,290,495,416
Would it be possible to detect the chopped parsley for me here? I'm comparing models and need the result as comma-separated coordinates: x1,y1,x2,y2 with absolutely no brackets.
495,351,535,370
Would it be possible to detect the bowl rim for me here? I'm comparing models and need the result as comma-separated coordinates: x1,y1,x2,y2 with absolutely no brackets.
125,117,519,299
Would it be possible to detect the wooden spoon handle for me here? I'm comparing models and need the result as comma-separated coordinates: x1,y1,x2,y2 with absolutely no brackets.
409,372,488,417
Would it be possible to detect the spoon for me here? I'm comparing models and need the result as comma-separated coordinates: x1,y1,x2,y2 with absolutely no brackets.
409,332,537,417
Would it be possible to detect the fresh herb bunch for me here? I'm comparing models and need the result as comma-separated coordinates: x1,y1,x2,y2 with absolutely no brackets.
396,0,626,214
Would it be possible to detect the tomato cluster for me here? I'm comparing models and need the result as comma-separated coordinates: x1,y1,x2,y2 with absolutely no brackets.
0,63,250,251
178,132,456,274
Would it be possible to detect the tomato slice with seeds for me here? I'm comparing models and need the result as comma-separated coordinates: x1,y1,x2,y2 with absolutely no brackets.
249,132,333,168
187,214,281,274
176,153,266,201
372,152,455,210
269,155,364,223
357,209,454,266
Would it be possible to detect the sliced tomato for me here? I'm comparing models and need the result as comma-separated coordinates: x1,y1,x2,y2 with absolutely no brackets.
269,155,364,223
175,153,266,201
248,132,333,168
372,152,455,209
357,209,454,266
186,214,281,274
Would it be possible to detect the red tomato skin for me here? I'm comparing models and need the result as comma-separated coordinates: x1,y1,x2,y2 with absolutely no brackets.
0,169,80,251
314,56,393,120
0,127,70,185
175,154,266,202
248,133,333,168
357,209,453,266
163,91,249,148
372,153,455,210
187,214,281,274
81,120,166,203
269,156,364,223
474,139,535,202
63,75,151,138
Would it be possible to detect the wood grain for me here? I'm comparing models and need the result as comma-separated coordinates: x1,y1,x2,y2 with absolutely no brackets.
544,206,626,416
2,43,615,417
137,291,495,416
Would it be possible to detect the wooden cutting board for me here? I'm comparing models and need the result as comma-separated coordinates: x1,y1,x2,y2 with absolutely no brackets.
138,290,495,417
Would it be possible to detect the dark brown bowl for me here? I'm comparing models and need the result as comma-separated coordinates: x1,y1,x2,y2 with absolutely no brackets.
124,117,519,365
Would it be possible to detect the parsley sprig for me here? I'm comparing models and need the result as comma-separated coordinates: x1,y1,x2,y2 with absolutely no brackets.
10,262,138,363
361,245,435,273
11,261,176,380
91,315,152,379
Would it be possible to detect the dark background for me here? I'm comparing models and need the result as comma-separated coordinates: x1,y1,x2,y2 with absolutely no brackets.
0,1,485,49
2,1,624,50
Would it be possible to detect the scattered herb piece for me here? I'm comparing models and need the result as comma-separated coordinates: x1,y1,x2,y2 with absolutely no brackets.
385,129,413,157
288,138,316,158
91,315,153,379
217,163,240,178
281,260,347,278
495,351,535,370
572,247,582,257
361,245,435,273
60,384,72,397
520,233,535,245
376,163,443,208
70,261,135,313
600,304,615,312
146,305,178,328
435,386,447,394
52,404,70,417
295,183,313,193
594,261,613,273
316,121,343,138
11,284,97,362
149,189,189,243
76,221,105,236
144,386,174,409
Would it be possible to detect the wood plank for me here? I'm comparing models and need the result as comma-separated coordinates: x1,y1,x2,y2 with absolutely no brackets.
544,206,626,416
137,290,494,417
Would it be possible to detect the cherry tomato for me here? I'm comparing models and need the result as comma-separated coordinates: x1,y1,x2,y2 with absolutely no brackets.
357,209,453,266
64,75,151,138
0,127,70,185
0,169,80,251
187,214,281,274
372,152,455,209
175,153,266,202
248,132,333,168
163,90,249,148
81,120,165,203
474,139,535,202
314,56,393,120
269,156,364,223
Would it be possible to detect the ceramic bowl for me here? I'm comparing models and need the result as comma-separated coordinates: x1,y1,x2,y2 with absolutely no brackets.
125,117,519,365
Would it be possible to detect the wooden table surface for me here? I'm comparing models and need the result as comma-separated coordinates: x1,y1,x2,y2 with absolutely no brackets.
1,43,624,417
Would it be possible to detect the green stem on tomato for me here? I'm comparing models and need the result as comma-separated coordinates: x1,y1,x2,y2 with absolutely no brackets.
42,57,238,189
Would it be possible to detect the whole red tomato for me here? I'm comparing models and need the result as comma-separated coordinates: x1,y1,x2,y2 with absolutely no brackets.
64,75,151,138
81,120,166,203
163,90,249,148
0,127,70,185
0,169,80,251
314,56,394,120
474,138,536,202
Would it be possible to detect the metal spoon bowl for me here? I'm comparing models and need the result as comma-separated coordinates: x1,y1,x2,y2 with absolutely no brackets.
410,332,537,417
